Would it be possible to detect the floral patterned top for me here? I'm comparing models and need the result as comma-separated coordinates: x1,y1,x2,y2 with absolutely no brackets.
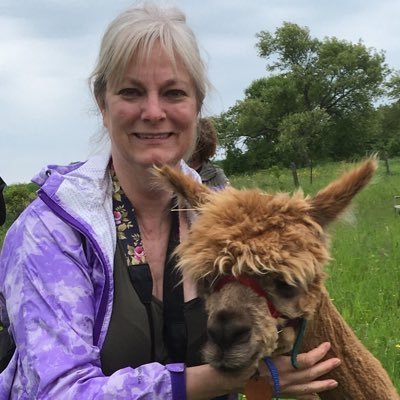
111,168,147,266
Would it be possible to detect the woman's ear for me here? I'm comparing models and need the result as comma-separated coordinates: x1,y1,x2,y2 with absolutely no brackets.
96,96,108,127
95,92,105,111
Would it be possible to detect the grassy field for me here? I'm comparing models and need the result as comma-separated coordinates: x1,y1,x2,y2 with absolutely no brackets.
231,157,400,395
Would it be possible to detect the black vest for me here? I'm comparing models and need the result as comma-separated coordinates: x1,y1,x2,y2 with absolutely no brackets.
100,237,208,375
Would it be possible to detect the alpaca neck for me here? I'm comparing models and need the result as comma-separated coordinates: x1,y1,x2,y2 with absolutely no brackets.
301,290,399,400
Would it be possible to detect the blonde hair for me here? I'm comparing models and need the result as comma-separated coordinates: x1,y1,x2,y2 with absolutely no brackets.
89,2,210,110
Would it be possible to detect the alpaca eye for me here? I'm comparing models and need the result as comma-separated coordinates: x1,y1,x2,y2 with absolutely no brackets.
274,279,300,299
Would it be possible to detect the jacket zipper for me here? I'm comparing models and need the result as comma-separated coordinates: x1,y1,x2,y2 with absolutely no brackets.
38,189,111,347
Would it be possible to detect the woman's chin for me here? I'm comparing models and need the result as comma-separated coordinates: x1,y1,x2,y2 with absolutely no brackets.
137,154,181,168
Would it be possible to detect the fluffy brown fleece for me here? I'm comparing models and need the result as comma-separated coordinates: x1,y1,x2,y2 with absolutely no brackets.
154,157,399,399
301,289,399,399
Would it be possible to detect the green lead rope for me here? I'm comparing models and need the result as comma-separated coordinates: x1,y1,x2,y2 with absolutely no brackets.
290,318,307,369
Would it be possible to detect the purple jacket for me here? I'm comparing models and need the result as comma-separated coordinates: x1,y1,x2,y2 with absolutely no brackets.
0,153,200,399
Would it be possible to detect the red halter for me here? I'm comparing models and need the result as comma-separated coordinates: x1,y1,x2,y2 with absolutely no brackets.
213,275,281,319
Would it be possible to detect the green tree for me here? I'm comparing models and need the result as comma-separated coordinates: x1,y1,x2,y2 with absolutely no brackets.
217,75,300,171
216,22,392,172
3,184,37,221
276,107,332,166
372,103,400,157
386,71,400,101
256,22,388,117
0,184,37,246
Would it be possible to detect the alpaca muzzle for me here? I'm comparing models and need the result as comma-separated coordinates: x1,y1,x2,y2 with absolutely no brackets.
211,275,306,369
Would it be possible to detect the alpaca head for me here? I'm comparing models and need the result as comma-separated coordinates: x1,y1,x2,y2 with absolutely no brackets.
155,159,377,371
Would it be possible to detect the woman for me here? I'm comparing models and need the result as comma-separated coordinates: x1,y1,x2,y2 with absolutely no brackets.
0,3,340,399
188,118,230,190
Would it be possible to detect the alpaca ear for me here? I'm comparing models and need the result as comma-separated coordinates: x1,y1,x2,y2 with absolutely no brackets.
153,165,213,209
308,157,377,228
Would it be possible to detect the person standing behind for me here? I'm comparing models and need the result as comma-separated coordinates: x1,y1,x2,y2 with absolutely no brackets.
0,178,6,226
188,118,230,190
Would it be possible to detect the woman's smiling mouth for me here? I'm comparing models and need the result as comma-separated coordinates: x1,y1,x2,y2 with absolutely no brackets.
134,132,173,139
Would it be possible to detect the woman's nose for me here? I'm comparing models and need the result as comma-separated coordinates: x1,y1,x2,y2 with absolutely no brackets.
141,94,166,122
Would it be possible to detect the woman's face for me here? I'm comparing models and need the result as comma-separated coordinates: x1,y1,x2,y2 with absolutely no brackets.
100,43,199,171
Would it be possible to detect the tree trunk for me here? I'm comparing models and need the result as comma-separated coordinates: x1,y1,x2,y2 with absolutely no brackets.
383,152,390,175
290,162,300,188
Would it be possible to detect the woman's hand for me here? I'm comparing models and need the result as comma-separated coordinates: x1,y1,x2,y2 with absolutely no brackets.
186,361,258,400
187,342,340,400
261,342,341,399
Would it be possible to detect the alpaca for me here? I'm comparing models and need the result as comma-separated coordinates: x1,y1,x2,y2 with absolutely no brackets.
155,158,399,400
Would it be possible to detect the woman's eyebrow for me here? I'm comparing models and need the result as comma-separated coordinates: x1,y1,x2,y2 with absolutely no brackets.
121,77,143,86
122,77,190,87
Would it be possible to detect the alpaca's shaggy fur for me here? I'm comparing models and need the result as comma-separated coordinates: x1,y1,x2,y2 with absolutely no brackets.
302,289,399,399
155,158,399,399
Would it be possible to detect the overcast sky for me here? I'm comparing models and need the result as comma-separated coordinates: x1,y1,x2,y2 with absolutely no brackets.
1,0,399,184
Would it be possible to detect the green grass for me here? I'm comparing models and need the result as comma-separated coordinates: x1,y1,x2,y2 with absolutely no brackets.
231,158,400,395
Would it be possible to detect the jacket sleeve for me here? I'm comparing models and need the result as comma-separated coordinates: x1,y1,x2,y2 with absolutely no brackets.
0,202,174,399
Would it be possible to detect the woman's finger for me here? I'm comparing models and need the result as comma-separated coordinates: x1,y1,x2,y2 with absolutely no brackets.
272,342,340,374
280,357,341,386
281,378,338,397
271,342,331,373
296,394,319,400
295,342,332,369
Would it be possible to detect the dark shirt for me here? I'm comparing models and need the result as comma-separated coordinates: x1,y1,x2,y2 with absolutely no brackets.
101,240,208,374
197,160,229,190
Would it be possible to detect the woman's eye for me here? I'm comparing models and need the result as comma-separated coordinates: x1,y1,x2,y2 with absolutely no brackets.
117,88,142,98
165,89,186,99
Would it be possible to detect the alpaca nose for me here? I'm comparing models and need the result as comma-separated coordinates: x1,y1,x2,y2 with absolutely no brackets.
207,310,252,349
